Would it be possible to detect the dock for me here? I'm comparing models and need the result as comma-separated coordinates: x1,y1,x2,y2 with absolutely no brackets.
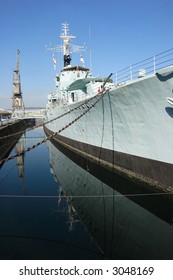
0,118,38,167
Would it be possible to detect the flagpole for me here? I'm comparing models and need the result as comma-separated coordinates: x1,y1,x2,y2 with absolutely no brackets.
80,54,85,67
52,53,57,71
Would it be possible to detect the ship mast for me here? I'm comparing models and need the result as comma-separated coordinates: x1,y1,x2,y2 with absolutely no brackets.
60,22,75,67
46,22,86,67
12,49,25,118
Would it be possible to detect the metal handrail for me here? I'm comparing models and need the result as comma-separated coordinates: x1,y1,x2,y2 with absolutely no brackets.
114,48,173,85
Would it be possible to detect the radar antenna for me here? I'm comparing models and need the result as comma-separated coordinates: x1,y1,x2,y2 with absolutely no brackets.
46,22,86,67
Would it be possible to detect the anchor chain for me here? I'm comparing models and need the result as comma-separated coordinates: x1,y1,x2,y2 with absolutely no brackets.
0,85,110,140
0,87,110,165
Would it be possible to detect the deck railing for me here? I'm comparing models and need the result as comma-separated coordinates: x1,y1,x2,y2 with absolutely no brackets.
114,48,173,85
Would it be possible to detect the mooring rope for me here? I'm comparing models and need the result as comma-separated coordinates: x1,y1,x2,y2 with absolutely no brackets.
0,192,172,199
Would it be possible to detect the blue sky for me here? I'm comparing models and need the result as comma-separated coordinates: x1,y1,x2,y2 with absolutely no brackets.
0,0,173,109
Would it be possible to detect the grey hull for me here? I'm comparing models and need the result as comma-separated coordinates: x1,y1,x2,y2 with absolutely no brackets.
44,66,173,188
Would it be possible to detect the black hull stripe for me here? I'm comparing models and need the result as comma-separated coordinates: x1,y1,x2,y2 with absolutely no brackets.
44,125,173,190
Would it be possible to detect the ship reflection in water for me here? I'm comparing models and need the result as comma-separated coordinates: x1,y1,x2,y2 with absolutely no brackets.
0,128,173,260
47,139,173,260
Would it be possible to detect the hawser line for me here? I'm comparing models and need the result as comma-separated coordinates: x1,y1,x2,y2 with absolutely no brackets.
0,192,173,198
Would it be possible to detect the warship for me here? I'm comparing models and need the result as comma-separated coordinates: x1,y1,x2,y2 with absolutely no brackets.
44,23,173,187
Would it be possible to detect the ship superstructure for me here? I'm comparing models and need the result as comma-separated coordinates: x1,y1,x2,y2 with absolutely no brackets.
45,23,113,108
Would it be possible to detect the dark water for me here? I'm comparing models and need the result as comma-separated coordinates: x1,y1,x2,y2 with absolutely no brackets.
0,127,173,260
